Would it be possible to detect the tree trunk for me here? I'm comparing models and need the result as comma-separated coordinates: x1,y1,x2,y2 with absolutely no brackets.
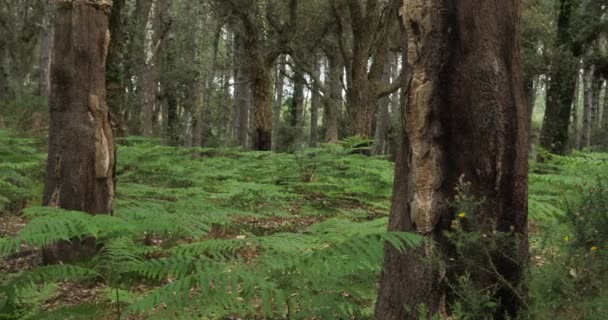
540,0,580,154
290,71,306,149
106,0,126,135
141,0,166,136
0,41,8,100
582,67,592,149
39,1,54,98
249,57,273,151
310,58,321,148
572,71,581,149
234,34,251,148
373,55,392,155
325,53,342,143
43,0,115,264
590,71,601,145
272,55,286,151
376,1,529,319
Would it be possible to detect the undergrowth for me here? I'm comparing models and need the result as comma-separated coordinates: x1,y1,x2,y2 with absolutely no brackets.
1,131,607,319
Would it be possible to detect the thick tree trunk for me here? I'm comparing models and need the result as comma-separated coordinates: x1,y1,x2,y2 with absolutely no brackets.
106,0,126,135
39,1,54,98
43,0,115,264
540,0,580,154
272,55,286,151
249,58,273,151
234,34,251,148
376,1,529,319
0,41,8,100
325,54,342,143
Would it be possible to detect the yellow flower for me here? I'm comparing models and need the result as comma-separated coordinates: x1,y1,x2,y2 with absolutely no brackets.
590,246,599,252
457,213,466,219
563,236,569,242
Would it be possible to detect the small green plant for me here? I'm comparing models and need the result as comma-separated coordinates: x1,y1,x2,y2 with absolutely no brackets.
443,175,526,320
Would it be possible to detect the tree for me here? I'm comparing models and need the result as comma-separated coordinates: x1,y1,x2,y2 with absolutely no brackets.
228,0,285,151
376,0,529,319
331,0,404,139
141,0,169,136
42,0,116,264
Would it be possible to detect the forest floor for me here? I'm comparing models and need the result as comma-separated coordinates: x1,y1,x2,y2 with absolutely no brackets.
1,133,607,319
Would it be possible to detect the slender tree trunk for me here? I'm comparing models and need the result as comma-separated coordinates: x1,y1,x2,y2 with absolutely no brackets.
43,0,116,264
376,1,529,319
310,57,321,147
540,0,581,154
590,71,601,145
291,71,306,149
582,67,592,149
39,1,54,98
573,71,581,149
141,0,167,136
373,56,392,155
325,54,342,143
234,34,251,148
272,55,286,151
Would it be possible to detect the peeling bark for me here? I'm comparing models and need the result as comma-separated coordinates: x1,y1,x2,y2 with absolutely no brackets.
376,1,529,319
43,0,115,264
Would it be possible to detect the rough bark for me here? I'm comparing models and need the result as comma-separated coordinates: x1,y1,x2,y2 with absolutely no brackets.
250,61,273,151
43,0,115,264
376,1,529,319
540,0,581,154
39,1,54,98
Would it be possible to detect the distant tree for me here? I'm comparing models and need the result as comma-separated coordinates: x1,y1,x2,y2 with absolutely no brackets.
331,0,404,139
43,0,116,264
376,0,529,319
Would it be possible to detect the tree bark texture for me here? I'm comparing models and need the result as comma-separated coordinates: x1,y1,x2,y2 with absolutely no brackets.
376,1,529,319
43,0,115,264
39,1,54,98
